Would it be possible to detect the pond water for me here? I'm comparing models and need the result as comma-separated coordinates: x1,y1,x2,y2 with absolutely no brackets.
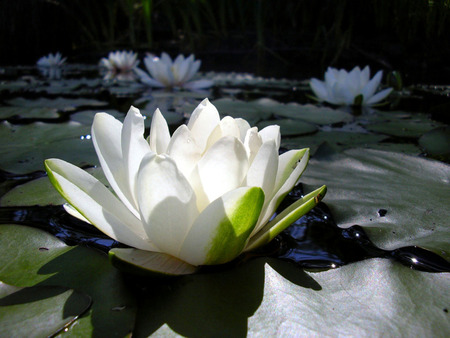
0,64,449,273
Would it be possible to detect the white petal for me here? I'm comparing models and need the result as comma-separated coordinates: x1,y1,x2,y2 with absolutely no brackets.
234,118,251,141
361,66,370,84
179,186,264,265
258,125,281,150
134,67,165,87
183,79,214,89
92,112,138,217
149,108,171,154
365,87,393,105
45,159,158,251
137,154,199,258
121,106,152,207
310,78,328,101
243,127,263,164
189,136,249,211
253,148,309,233
361,70,383,101
205,116,241,151
245,139,278,201
167,125,202,178
187,98,220,152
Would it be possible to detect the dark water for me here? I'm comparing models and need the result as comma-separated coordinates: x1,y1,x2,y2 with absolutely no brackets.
0,183,448,273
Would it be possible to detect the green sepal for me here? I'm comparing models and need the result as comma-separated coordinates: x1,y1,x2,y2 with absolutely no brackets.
245,185,327,251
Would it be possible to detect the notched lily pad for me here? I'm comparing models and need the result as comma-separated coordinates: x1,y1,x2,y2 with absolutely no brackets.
0,106,60,119
366,120,443,138
302,148,450,259
0,283,92,337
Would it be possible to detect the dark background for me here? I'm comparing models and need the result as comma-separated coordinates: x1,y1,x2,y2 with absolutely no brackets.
1,0,449,83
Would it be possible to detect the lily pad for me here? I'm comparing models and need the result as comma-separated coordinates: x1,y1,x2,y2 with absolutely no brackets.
366,120,443,138
131,257,449,336
419,126,450,157
273,103,353,125
281,131,388,154
0,121,98,173
0,106,60,119
0,283,92,337
257,119,317,136
0,167,106,207
302,148,450,259
70,109,124,125
6,97,107,111
212,98,272,124
0,224,136,337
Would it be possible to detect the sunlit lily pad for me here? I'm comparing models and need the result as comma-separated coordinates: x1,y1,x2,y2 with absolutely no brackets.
6,97,108,111
0,283,91,337
302,148,450,259
0,167,106,207
0,224,136,337
0,121,98,173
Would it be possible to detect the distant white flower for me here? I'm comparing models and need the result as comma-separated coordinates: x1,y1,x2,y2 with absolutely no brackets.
310,66,393,106
37,52,66,79
135,53,213,90
100,51,139,81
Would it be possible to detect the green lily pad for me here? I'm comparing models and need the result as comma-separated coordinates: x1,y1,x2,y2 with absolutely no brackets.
132,257,450,336
0,283,92,337
70,109,124,125
273,103,353,125
0,224,136,337
281,131,388,154
365,142,422,155
302,148,450,259
366,120,443,138
6,97,108,111
0,121,98,174
419,126,450,157
257,119,317,136
0,167,106,207
0,106,60,119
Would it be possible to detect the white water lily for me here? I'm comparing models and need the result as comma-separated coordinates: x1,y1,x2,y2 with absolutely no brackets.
100,50,139,81
45,99,325,274
37,52,66,79
135,52,213,90
310,66,393,106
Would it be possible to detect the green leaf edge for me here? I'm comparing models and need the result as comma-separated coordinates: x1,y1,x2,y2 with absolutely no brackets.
246,185,327,251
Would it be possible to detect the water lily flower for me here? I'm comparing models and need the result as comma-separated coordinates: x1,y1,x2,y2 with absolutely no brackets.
310,66,393,106
45,99,325,275
134,52,213,90
99,50,139,81
37,52,66,79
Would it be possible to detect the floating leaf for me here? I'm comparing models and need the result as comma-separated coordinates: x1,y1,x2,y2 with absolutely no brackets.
0,283,91,337
0,224,136,336
257,119,317,136
302,148,450,259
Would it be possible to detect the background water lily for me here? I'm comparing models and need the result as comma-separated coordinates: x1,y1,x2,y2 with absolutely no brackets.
310,66,393,106
134,52,214,90
99,50,139,81
36,52,66,79
45,99,325,274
